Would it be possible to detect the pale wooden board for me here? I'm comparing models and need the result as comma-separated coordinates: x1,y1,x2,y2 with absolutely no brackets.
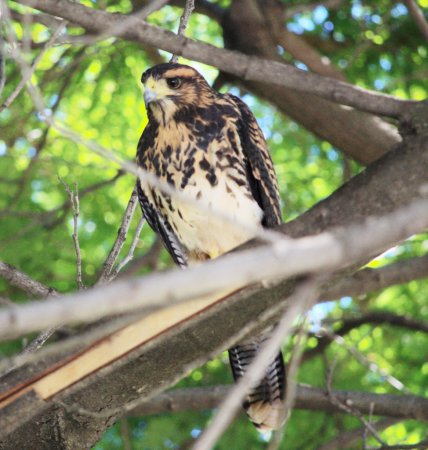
0,287,238,409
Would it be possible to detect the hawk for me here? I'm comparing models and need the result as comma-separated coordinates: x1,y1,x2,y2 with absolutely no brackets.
136,63,286,430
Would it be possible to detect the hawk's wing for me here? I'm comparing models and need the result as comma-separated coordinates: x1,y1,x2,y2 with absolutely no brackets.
225,94,282,228
136,126,188,269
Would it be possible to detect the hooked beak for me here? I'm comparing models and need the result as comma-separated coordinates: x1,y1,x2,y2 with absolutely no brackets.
144,86,157,107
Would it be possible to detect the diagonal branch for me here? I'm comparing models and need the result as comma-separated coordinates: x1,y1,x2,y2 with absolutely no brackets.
0,262,57,298
403,0,428,43
303,310,428,363
0,197,427,340
96,186,139,285
13,0,418,118
0,22,66,112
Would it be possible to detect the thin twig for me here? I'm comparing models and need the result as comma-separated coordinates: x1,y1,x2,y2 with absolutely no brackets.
170,0,194,63
62,0,170,47
316,418,399,450
0,22,66,112
0,35,5,96
96,186,139,285
403,0,428,43
325,359,388,447
192,280,319,450
328,331,410,394
59,177,85,290
108,216,146,282
281,318,310,431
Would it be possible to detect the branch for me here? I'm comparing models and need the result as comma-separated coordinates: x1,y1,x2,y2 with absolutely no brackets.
303,310,428,363
403,0,428,43
0,35,5,96
59,178,84,290
0,261,57,297
107,216,145,282
170,0,194,63
126,385,428,421
0,198,427,340
321,256,428,300
13,0,418,118
0,262,59,364
0,22,66,112
96,186,139,285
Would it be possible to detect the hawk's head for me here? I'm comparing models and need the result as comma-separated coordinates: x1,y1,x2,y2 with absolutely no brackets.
141,63,214,124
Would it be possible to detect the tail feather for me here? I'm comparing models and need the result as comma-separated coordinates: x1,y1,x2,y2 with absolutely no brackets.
228,338,286,430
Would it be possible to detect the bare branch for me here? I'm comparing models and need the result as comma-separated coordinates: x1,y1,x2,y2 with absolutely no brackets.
326,360,387,446
303,310,428,363
0,198,427,340
126,385,428,422
108,216,146,282
0,261,57,298
13,0,418,118
321,256,428,300
96,186,139,285
0,263,59,371
403,0,428,43
0,22,66,112
0,35,5,96
65,0,170,47
170,0,194,63
118,236,162,277
326,331,410,393
59,178,85,290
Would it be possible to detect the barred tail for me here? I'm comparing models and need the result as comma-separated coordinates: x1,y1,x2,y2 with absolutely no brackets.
228,339,286,431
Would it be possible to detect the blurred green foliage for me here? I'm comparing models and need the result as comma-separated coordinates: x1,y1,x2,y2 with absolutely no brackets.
0,0,427,448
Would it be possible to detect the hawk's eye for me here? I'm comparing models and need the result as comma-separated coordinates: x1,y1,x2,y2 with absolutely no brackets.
166,77,181,89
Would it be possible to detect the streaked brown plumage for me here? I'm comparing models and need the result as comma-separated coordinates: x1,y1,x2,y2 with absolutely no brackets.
136,63,286,430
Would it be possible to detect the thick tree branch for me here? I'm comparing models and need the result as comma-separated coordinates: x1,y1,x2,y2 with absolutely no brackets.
12,0,417,118
0,197,427,340
126,385,428,421
220,0,400,165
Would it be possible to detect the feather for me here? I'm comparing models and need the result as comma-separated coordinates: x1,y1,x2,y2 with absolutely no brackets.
224,94,282,227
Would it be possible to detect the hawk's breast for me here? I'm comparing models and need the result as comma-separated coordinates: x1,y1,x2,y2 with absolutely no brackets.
139,119,263,260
